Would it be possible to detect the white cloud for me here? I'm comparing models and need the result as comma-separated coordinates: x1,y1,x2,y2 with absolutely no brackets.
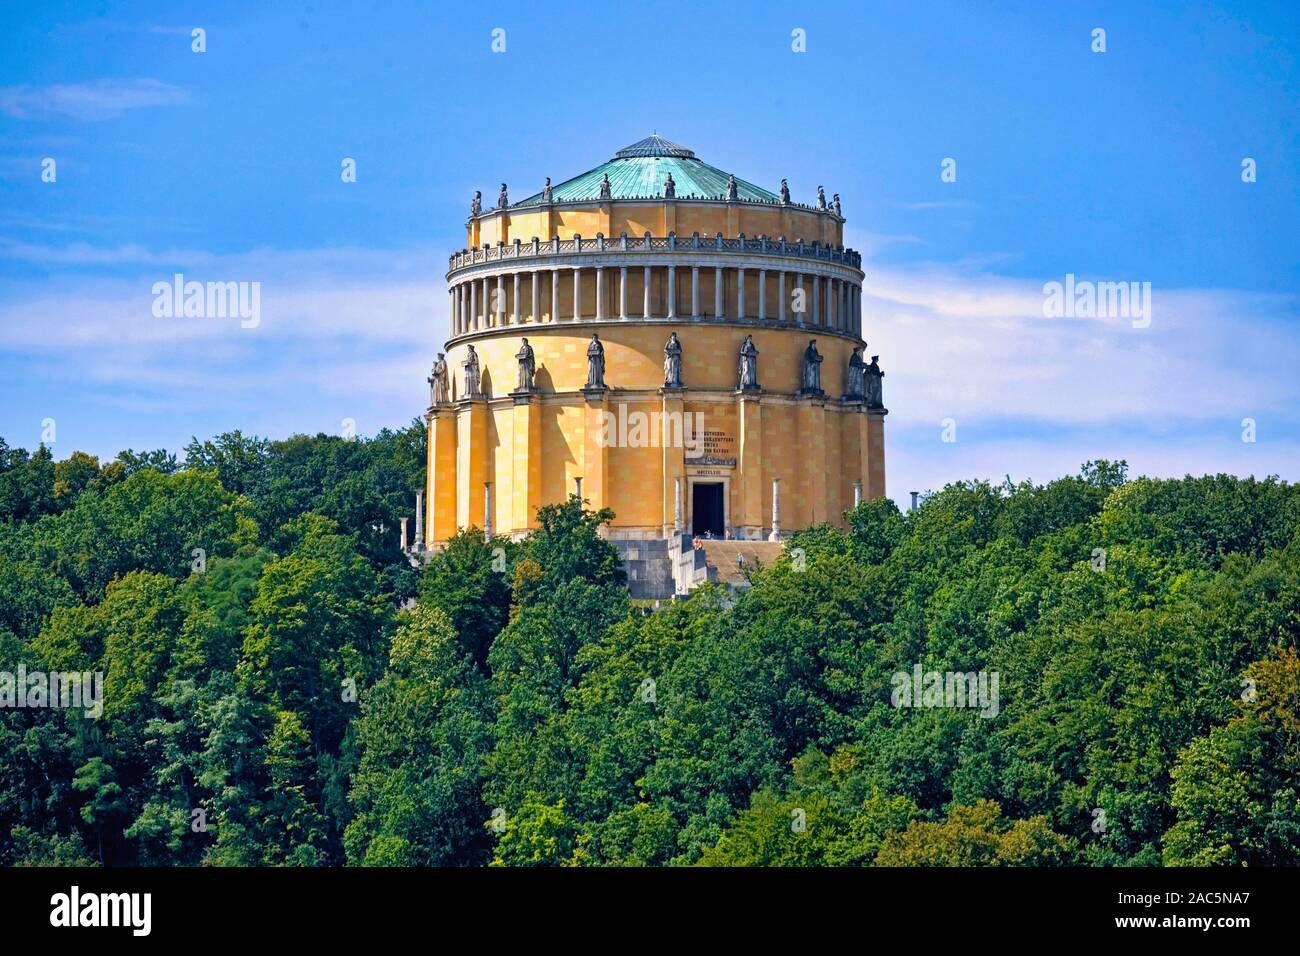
2,239,1297,491
0,79,189,121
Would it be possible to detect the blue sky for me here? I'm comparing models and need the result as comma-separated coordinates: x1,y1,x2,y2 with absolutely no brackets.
2,0,1298,501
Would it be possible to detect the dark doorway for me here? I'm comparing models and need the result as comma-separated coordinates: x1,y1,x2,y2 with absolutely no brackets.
691,482,725,537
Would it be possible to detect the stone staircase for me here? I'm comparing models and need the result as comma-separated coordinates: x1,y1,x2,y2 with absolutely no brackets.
695,540,786,586
613,535,787,601
610,538,676,600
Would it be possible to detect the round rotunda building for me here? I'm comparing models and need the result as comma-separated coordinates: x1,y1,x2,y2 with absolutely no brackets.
421,135,887,594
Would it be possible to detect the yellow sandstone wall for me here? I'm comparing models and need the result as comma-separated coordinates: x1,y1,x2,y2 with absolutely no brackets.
428,321,881,541
472,203,841,249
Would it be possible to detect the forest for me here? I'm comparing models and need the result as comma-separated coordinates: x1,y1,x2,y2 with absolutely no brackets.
0,425,1296,866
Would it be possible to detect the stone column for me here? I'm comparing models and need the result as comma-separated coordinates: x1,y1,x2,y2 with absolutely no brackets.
572,267,582,321
812,275,820,326
582,390,608,513
691,266,700,318
511,391,541,531
797,397,829,525
737,267,746,320
661,388,686,537
428,407,457,544
455,400,487,530
643,266,651,317
448,290,455,337
865,409,887,500
551,268,560,323
414,491,424,549
738,391,763,539
768,478,781,541
714,266,724,318
619,266,628,319
796,273,804,326
483,482,493,539
531,270,540,323
595,267,605,320
512,272,521,324
779,271,786,323
853,479,863,507
758,269,767,321
674,476,683,531
399,516,409,552
470,280,478,332
667,265,677,318
496,274,505,326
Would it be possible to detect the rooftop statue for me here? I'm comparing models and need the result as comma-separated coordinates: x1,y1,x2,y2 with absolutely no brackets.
497,182,508,209
779,178,791,204
663,332,683,388
801,339,824,393
726,174,738,201
428,353,449,406
833,193,842,217
470,190,481,217
845,346,865,399
586,334,606,389
738,334,760,390
663,172,675,199
865,355,885,409
817,185,827,210
541,177,553,203
516,338,536,392
463,344,482,398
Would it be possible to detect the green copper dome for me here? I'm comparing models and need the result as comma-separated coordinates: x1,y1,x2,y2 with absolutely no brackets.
515,135,780,206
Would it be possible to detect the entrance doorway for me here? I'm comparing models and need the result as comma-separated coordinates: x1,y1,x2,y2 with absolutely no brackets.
691,482,725,537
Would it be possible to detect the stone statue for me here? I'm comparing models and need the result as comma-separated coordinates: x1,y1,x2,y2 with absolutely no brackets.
845,346,865,399
817,185,827,210
833,193,842,217
586,333,605,389
542,177,553,203
726,174,738,201
515,337,536,392
780,178,791,204
663,332,683,388
801,339,823,393
428,353,449,405
470,190,481,217
663,172,675,199
738,334,759,390
599,173,612,200
463,344,481,398
865,355,885,408
497,182,508,209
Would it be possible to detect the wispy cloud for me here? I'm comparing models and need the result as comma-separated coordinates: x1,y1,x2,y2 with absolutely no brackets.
1,239,1297,492
0,79,189,121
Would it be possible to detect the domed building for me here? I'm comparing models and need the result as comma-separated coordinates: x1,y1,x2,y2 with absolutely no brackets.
419,135,887,596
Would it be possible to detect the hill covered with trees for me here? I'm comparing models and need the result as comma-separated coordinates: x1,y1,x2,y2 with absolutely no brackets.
0,428,1296,867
